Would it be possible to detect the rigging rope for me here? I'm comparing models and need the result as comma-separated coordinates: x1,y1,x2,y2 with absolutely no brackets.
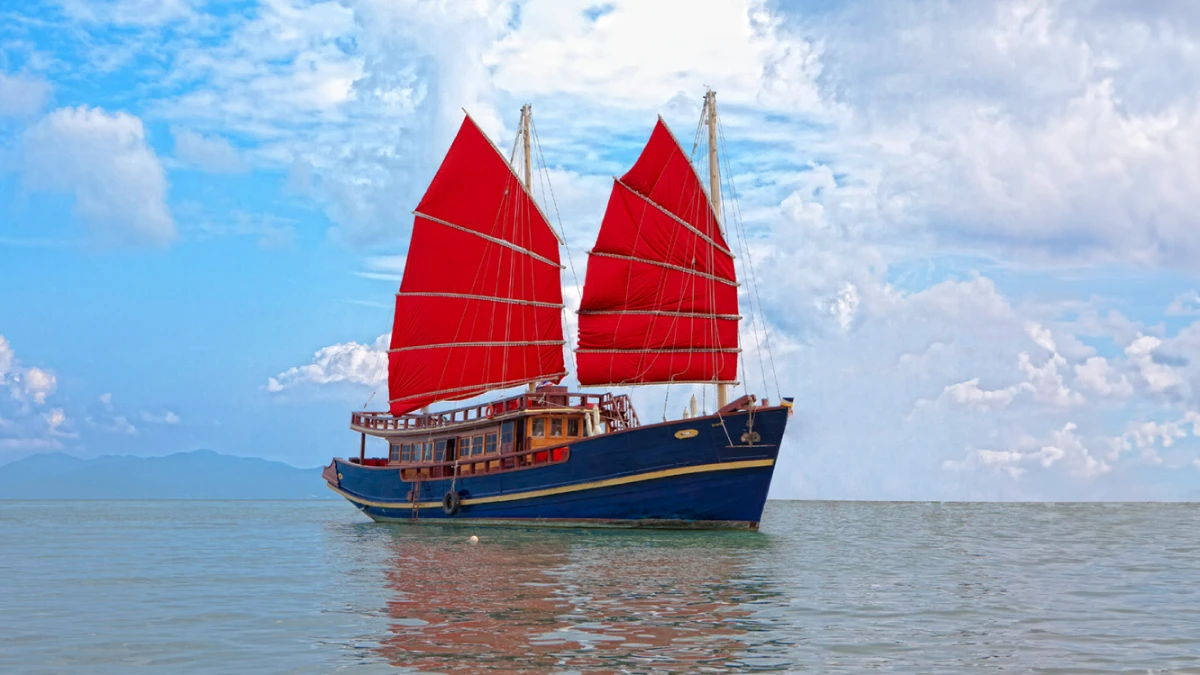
716,116,782,402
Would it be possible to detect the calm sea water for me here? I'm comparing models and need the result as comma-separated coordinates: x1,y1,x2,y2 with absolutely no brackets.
1,501,1197,674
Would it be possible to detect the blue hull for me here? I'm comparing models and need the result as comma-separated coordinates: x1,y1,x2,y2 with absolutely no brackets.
328,406,789,529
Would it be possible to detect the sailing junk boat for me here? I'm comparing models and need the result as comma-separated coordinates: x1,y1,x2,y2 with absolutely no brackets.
324,92,792,529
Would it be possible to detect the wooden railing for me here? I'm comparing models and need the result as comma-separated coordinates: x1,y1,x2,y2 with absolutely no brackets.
350,389,639,434
377,444,572,483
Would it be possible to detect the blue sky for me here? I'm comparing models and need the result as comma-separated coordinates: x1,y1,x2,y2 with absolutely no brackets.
3,0,1200,500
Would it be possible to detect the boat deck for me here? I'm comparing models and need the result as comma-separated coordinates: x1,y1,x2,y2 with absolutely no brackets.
350,387,639,438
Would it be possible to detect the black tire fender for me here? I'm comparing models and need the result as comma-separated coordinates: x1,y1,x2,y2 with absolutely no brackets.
442,491,461,516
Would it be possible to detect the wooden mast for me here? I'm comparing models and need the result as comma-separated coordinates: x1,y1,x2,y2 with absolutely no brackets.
522,104,538,395
705,89,729,410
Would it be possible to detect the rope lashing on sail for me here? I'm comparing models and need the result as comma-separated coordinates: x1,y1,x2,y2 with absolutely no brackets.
614,178,735,258
395,291,563,309
387,372,569,404
585,251,739,286
577,309,741,320
389,340,566,353
413,211,565,269
576,347,740,354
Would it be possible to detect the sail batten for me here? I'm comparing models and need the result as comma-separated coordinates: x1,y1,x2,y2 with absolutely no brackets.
576,118,739,387
586,250,739,286
396,291,564,309
390,340,566,353
613,178,735,258
387,115,566,416
413,211,565,269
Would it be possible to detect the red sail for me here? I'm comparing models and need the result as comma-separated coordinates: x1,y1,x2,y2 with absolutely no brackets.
576,119,739,386
388,115,566,415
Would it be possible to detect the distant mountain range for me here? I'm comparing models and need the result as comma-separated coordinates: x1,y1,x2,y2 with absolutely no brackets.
0,450,337,500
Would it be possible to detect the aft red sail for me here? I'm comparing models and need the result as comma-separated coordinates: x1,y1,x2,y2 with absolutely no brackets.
388,116,566,415
576,119,739,386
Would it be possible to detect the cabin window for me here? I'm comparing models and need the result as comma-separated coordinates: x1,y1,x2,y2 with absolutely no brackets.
485,432,498,455
390,444,400,462
435,439,447,463
457,437,470,459
400,444,410,463
501,422,513,445
423,442,434,462
551,418,564,438
532,418,545,438
567,418,580,437
472,434,485,456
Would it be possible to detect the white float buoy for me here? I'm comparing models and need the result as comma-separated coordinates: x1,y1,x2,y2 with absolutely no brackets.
469,535,479,544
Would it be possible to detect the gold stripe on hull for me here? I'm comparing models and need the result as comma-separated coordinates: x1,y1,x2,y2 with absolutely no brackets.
327,458,775,510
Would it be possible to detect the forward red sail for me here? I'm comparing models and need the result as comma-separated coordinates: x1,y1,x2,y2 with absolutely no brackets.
576,119,739,386
388,116,566,415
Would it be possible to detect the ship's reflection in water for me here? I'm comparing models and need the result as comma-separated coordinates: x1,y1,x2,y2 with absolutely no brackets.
373,526,784,673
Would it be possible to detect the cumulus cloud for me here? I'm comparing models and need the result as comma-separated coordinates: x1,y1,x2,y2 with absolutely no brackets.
1109,411,1200,468
18,368,57,405
1074,356,1133,398
1125,335,1185,395
488,0,825,113
800,1,1200,269
20,106,176,246
944,422,1110,481
0,335,70,453
0,71,52,118
267,334,389,392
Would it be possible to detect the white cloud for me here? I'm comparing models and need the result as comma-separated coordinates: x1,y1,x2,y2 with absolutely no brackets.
0,337,13,383
1074,356,1133,398
1167,290,1200,317
1124,334,1184,394
1017,351,1083,408
18,368,57,405
172,129,248,173
0,71,52,118
801,1,1200,269
140,410,181,424
945,422,1110,481
45,408,78,438
0,335,68,454
942,378,1023,412
488,0,825,113
56,0,199,26
1110,411,1200,468
354,255,407,282
21,106,176,247
267,334,389,392
104,416,137,435
1025,321,1057,354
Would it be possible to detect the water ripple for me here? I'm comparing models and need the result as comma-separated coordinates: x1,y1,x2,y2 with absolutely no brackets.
0,501,1197,673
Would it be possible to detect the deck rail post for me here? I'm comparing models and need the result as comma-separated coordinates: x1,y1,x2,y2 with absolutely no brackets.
359,432,366,463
